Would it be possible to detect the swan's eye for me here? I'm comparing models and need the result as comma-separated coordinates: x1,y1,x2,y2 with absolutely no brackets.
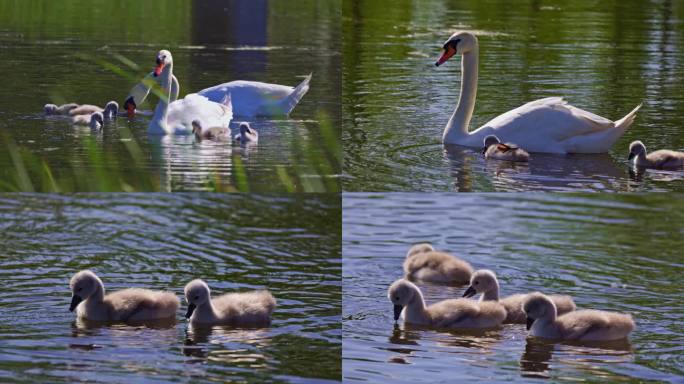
474,281,479,285
394,296,399,301
77,287,82,292
194,296,199,300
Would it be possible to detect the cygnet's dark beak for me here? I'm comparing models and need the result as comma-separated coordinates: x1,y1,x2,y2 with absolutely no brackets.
393,304,403,321
628,152,636,161
462,286,477,298
185,303,197,319
69,295,83,312
526,317,535,330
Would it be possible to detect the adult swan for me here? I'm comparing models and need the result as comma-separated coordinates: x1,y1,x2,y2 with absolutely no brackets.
435,31,641,154
149,50,232,135
125,65,311,118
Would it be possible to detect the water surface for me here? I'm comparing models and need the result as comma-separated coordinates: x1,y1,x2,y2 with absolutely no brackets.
343,0,684,191
0,194,341,383
343,193,683,382
0,0,341,192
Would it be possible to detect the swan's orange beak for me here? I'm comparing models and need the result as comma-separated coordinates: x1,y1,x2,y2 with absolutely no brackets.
435,45,457,66
153,62,165,77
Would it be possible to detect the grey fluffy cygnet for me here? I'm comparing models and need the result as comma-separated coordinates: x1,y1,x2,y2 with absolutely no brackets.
482,135,530,162
462,269,576,324
69,270,179,322
628,140,684,169
523,292,635,341
184,279,276,326
403,243,473,285
388,278,505,329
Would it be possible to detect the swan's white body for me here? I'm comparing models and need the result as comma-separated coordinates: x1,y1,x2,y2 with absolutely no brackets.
438,32,641,154
198,75,312,117
127,71,311,117
148,51,232,135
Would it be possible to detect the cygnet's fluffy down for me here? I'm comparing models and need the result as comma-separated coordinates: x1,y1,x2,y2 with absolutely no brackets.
403,243,473,285
184,279,275,326
523,292,635,341
628,140,684,169
462,269,576,323
388,279,505,329
69,270,179,322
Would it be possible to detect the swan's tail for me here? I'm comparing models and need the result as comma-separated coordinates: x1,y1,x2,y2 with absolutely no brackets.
278,73,312,115
614,102,642,133
564,103,642,153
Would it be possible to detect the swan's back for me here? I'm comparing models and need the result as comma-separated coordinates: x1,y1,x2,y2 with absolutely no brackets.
212,290,276,325
473,97,637,153
104,288,179,321
556,309,635,341
167,93,233,134
403,251,473,284
198,76,311,116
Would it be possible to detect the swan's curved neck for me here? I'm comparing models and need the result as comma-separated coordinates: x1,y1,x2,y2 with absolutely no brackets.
197,299,219,321
443,46,479,143
151,64,174,130
405,288,429,323
481,282,500,302
90,282,105,302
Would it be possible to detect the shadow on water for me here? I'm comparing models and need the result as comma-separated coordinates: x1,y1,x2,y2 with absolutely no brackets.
442,144,632,191
519,337,633,379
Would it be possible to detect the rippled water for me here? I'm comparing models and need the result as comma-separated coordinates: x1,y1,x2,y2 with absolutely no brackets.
0,0,341,192
343,0,684,191
343,193,684,382
0,194,341,383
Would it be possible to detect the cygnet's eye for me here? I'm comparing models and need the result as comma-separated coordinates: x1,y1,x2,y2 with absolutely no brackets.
77,287,82,292
394,296,399,301
194,296,199,300
474,281,479,285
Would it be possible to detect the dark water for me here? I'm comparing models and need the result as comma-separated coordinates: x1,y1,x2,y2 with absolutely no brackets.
343,193,684,382
343,0,684,191
0,0,341,192
0,194,341,383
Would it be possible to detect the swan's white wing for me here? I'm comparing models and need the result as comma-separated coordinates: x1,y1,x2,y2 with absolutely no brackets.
166,93,233,134
471,97,617,152
198,79,307,116
199,80,294,102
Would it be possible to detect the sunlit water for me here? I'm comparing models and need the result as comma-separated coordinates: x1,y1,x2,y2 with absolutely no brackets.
343,193,683,382
0,194,341,383
0,0,341,191
343,0,684,191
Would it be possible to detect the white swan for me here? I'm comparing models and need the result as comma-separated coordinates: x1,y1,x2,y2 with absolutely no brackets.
124,62,311,117
436,31,642,154
184,279,276,326
148,50,233,135
69,270,179,322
